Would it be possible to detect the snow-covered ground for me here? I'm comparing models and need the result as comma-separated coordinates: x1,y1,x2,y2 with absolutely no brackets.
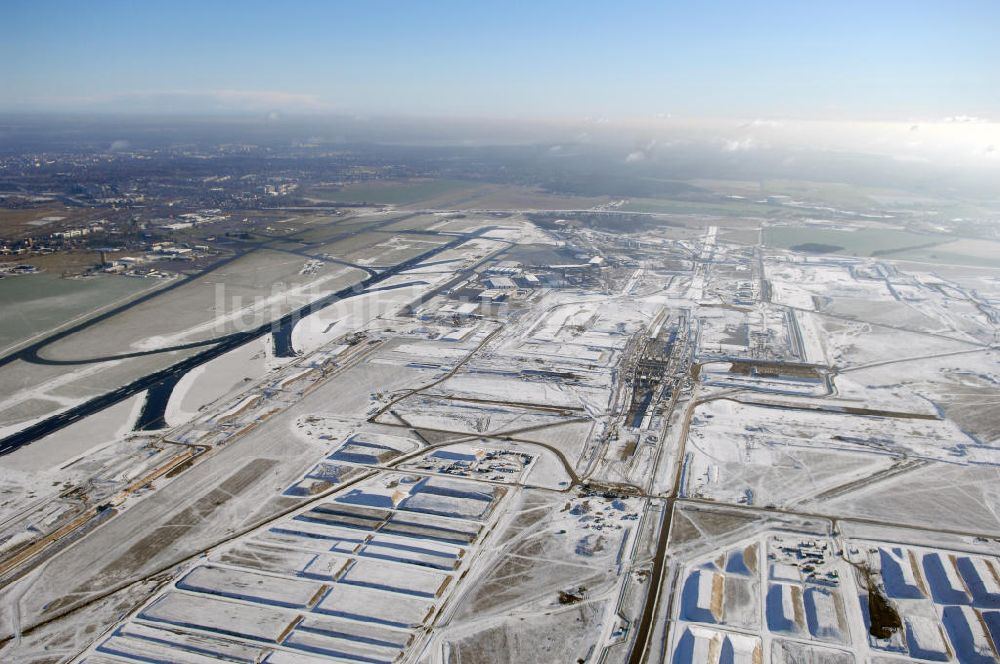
3,209,1000,664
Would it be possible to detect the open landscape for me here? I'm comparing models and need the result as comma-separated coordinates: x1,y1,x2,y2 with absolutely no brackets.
1,118,998,664
3,2,1000,662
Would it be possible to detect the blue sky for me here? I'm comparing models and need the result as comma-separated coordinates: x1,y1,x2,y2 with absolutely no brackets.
3,0,998,120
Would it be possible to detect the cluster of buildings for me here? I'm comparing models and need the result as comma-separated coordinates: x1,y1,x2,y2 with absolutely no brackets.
410,449,534,483
474,258,605,302
157,210,228,231
262,182,298,196
101,241,214,278
0,219,109,258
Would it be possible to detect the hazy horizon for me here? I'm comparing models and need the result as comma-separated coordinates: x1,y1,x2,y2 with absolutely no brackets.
3,111,998,182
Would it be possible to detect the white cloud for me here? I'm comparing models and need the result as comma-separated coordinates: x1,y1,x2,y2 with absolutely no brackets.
723,137,759,152
740,118,782,129
201,89,329,110
892,154,931,163
9,89,332,114
625,140,657,163
942,115,989,123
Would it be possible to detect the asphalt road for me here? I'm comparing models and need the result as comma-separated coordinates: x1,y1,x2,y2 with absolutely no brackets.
0,226,489,455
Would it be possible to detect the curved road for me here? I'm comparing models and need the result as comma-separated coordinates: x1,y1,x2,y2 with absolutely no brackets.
0,226,490,455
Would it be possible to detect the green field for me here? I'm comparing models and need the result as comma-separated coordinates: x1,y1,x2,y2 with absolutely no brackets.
308,179,483,205
0,273,158,353
717,228,763,245
620,197,778,217
764,226,945,257
889,238,1000,268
